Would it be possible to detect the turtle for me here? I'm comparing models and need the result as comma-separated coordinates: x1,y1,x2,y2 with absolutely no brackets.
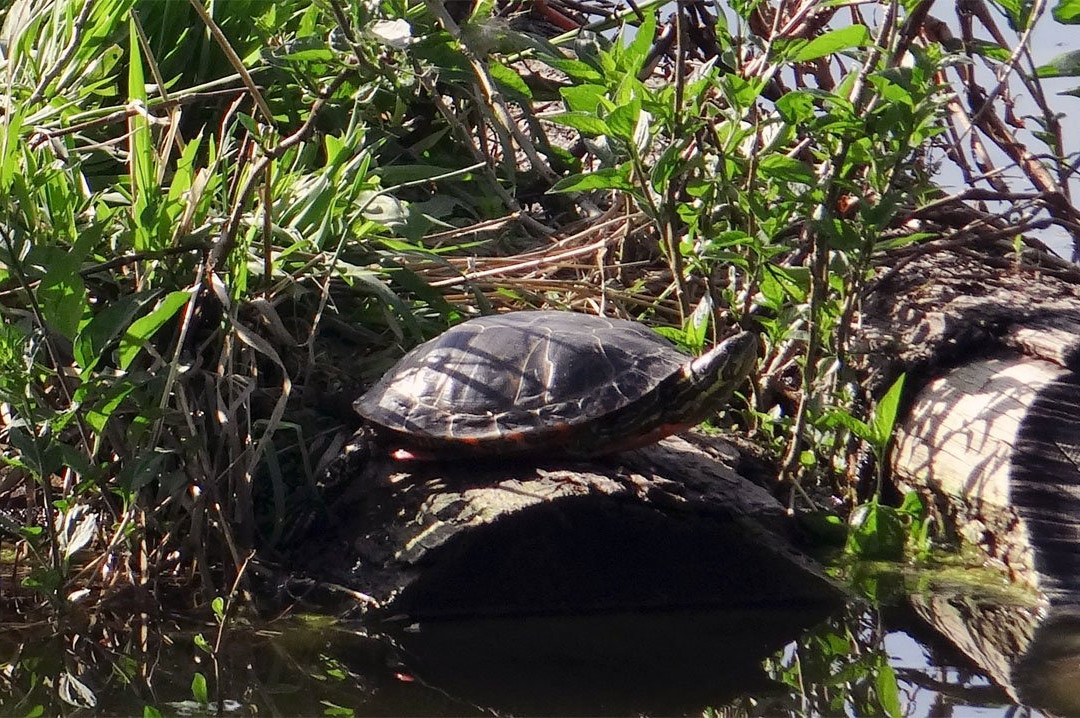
353,311,757,460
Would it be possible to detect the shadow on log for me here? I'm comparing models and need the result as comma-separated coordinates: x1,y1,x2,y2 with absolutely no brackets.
286,435,841,619
856,242,1080,604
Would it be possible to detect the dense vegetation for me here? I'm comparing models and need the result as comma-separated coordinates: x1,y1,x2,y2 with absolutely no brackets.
0,0,1077,640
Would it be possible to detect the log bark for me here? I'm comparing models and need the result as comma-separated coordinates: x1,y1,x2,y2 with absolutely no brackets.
858,242,1080,603
286,435,841,618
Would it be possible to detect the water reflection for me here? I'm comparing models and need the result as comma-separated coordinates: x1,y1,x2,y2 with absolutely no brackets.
389,607,826,715
1,595,1075,716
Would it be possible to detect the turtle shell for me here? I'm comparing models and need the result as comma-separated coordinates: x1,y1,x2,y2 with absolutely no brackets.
355,311,750,457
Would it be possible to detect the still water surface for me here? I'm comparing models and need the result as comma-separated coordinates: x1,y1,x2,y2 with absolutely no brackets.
0,571,1066,716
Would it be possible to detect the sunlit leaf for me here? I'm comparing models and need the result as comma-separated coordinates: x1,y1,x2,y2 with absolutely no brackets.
543,57,603,82
549,166,635,192
38,259,87,341
560,84,608,113
58,507,97,560
1037,49,1080,77
622,11,656,74
870,373,906,446
846,501,905,560
73,291,159,374
368,19,412,48
321,701,356,717
676,297,709,352
776,91,816,124
489,61,532,99
191,673,208,706
607,96,642,143
875,663,902,717
789,25,872,62
117,290,191,370
757,155,815,184
547,112,610,136
1053,0,1080,22
128,16,157,252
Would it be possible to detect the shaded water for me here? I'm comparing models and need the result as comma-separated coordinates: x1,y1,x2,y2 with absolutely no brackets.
0,574,1067,717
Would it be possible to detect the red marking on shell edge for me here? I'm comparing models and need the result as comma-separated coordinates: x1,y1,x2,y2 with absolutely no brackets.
608,423,689,453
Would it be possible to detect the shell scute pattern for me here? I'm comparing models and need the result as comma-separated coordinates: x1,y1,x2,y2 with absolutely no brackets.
356,312,688,445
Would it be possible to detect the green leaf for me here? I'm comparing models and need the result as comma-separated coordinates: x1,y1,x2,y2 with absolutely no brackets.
489,61,532,99
193,633,212,654
846,501,905,560
560,84,609,113
898,490,925,520
875,663,902,717
143,706,164,718
997,0,1031,27
549,166,635,192
236,112,262,141
1037,49,1080,77
760,265,809,306
543,57,603,82
128,16,157,252
685,295,712,352
1053,0,1080,21
117,291,190,370
73,291,159,374
870,373,906,446
607,96,642,143
212,596,225,620
622,11,656,74
321,701,356,717
39,259,88,341
117,448,174,493
789,25,872,62
758,155,815,184
547,112,610,136
191,672,208,706
823,408,873,442
968,40,1012,63
776,91,816,124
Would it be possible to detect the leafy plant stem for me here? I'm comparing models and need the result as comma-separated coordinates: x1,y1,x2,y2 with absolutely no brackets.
780,0,897,497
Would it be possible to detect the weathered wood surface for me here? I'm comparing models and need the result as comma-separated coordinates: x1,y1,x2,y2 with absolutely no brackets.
856,242,1080,394
858,242,1080,602
291,434,841,618
892,357,1057,592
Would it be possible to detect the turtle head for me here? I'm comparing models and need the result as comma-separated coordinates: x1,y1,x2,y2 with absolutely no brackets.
691,331,757,385
682,331,757,419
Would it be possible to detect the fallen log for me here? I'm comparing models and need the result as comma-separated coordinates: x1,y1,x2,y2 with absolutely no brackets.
285,435,842,618
856,240,1080,603
893,356,1080,600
